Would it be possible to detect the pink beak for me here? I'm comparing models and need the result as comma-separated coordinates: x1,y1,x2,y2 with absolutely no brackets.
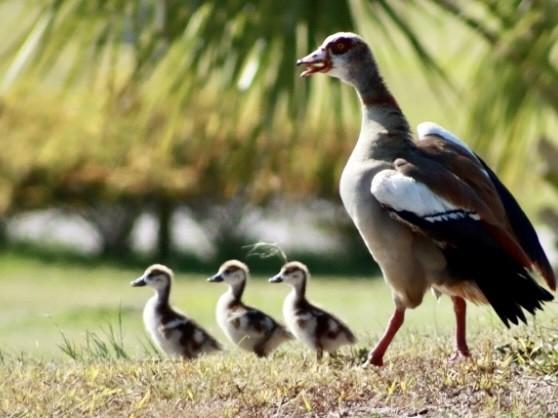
296,47,331,77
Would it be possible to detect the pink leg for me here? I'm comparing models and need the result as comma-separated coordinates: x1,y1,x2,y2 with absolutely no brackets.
366,308,405,367
451,296,470,359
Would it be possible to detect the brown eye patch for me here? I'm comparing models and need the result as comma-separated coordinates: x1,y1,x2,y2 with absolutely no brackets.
148,269,166,278
329,38,351,55
224,267,238,274
284,267,297,275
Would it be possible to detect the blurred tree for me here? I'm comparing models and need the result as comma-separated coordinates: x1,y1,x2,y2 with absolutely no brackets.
192,196,257,261
0,0,556,256
76,203,140,257
156,198,174,261
0,0,448,256
430,0,558,179
538,137,558,249
0,0,447,201
0,217,6,247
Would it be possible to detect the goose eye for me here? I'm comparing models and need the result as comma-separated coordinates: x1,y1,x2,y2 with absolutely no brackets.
330,40,349,55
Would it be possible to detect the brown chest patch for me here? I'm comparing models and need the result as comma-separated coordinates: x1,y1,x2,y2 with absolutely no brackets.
231,317,241,329
158,325,172,339
297,318,308,329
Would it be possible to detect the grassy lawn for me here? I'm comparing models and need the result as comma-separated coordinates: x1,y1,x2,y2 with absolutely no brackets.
1,252,557,417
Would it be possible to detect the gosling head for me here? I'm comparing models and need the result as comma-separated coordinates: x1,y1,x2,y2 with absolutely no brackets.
208,259,249,287
296,32,375,85
131,264,173,292
269,261,309,289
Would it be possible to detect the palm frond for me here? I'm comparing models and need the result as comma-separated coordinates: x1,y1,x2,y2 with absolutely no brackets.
0,0,452,207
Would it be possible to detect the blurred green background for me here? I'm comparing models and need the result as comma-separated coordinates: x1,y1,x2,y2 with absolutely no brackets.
0,1,557,355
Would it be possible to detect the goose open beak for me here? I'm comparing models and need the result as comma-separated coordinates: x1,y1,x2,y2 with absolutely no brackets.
296,48,331,77
207,273,224,283
130,276,147,287
268,274,283,283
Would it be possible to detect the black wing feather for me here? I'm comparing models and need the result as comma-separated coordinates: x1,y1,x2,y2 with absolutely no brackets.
388,208,554,327
477,155,556,290
244,308,277,333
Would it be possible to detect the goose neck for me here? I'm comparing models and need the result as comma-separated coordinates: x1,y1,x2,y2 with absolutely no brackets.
228,280,245,303
154,284,171,308
348,74,412,162
291,280,306,303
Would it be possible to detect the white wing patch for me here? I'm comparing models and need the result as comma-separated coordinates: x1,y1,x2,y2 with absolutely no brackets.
371,170,456,216
417,121,476,157
371,170,479,222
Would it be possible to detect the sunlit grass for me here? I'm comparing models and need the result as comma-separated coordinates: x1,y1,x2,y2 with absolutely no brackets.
1,329,556,417
1,252,556,359
0,252,557,416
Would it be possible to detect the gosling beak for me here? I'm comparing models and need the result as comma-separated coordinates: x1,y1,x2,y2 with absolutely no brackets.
296,47,331,77
130,275,147,287
268,274,283,283
208,273,224,283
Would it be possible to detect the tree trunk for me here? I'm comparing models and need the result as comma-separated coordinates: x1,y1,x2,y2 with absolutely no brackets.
78,205,139,257
0,217,6,247
157,200,173,261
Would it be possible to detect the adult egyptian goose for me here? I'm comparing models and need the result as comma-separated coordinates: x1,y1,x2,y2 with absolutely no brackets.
297,33,555,366
208,260,292,357
269,261,356,360
131,264,221,359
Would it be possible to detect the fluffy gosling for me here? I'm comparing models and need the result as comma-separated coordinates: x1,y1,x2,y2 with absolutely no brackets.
209,260,292,357
131,264,221,359
269,261,356,360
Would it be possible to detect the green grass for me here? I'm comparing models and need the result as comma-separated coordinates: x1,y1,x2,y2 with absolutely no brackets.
4,251,553,357
0,252,557,417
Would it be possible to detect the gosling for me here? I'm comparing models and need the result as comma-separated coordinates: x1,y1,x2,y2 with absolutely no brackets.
269,261,356,360
208,260,292,357
131,264,221,359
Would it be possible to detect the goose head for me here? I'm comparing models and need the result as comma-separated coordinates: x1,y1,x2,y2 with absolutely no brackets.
296,32,375,85
269,261,309,291
208,259,249,289
131,264,173,292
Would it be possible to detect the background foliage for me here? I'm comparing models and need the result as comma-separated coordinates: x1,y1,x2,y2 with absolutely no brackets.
0,0,556,261
1,5,557,415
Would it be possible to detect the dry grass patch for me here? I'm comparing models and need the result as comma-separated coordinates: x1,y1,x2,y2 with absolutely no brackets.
1,328,556,418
